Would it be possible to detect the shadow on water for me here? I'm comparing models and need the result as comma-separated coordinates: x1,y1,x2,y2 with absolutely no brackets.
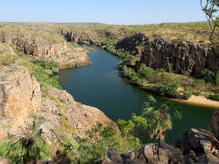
59,49,218,143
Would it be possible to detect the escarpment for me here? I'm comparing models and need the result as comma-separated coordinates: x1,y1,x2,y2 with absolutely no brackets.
141,38,218,76
116,33,218,76
0,24,90,68
60,29,120,45
0,64,41,118
0,64,41,140
0,64,116,146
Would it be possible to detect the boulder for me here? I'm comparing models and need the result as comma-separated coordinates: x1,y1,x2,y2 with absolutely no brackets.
0,64,41,118
175,128,219,164
210,112,219,140
102,143,184,164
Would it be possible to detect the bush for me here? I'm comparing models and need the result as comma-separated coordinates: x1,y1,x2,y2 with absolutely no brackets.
202,69,216,84
32,59,61,89
209,93,219,101
0,123,51,164
149,84,180,98
138,64,154,80
63,123,140,163
183,87,192,99
216,71,219,86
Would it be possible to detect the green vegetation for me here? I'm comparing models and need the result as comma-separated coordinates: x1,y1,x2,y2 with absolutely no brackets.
0,122,51,164
209,93,219,101
97,40,218,100
61,123,141,163
202,69,217,84
32,59,61,89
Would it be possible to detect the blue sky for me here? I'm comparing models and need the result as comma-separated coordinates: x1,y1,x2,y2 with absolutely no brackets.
0,0,206,25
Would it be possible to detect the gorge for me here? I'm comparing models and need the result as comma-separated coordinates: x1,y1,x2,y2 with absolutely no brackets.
59,48,218,144
0,22,218,163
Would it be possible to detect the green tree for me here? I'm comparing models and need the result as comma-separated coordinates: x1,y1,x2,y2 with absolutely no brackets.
200,0,219,42
143,104,172,142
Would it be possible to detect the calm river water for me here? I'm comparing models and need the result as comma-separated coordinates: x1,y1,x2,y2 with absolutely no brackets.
59,49,218,143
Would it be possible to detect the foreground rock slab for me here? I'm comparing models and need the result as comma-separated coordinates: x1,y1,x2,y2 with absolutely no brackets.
0,64,41,118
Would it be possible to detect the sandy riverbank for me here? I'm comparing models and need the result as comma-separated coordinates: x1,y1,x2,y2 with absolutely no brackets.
171,95,219,109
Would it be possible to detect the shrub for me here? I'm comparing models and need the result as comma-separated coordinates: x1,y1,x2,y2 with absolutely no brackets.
32,59,61,89
216,71,219,86
202,69,216,83
63,123,140,163
209,93,219,101
149,84,180,98
0,123,51,164
183,87,193,99
138,64,154,80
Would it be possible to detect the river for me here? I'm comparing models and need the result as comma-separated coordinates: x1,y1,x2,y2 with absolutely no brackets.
59,49,218,143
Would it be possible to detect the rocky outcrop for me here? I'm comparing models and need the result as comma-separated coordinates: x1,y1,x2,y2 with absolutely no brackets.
61,29,119,45
0,65,115,149
210,111,219,140
103,112,219,164
102,144,184,164
115,33,149,55
0,64,41,118
0,64,41,140
175,128,219,164
116,33,218,76
31,87,116,149
60,30,95,45
140,38,218,76
0,25,90,69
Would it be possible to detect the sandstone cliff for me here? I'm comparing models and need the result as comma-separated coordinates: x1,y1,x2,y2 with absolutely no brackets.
0,24,90,69
116,33,218,76
0,64,115,150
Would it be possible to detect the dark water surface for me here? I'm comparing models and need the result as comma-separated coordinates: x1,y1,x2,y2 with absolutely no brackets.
59,49,218,143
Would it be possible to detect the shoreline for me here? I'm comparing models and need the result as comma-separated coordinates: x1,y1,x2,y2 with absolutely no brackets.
170,95,219,109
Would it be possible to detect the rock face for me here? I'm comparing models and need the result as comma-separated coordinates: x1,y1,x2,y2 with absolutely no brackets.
210,111,219,140
175,128,219,164
0,25,90,69
116,34,218,76
61,30,95,45
140,38,218,76
32,87,116,149
115,33,149,55
0,64,116,148
61,29,119,45
0,64,41,118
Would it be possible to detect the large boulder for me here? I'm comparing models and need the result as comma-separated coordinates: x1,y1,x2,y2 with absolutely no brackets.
175,128,219,164
210,112,219,140
0,64,41,118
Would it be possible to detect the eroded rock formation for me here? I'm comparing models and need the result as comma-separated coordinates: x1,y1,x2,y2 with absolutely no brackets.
0,64,41,118
115,33,149,55
0,64,115,148
116,33,218,76
0,26,90,69
141,38,218,76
